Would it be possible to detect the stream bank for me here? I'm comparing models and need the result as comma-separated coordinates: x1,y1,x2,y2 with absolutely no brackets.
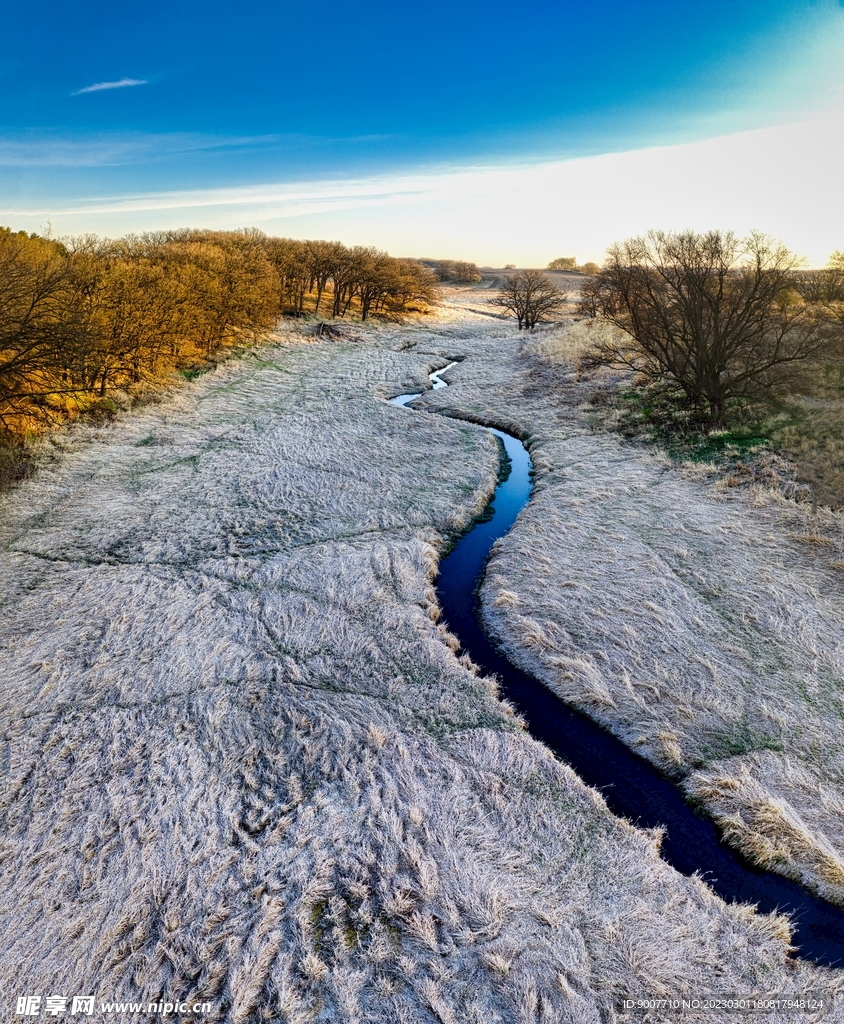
393,362,844,967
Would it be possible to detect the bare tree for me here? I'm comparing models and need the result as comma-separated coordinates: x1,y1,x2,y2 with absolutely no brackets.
304,239,336,316
493,270,568,329
579,230,839,426
547,257,576,270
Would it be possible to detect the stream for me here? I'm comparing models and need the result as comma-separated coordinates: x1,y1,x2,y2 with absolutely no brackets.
391,361,844,968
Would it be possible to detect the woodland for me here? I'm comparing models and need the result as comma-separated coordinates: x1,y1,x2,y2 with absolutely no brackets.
0,227,438,481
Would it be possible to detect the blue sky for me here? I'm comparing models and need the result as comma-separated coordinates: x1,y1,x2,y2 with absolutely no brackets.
2,0,843,262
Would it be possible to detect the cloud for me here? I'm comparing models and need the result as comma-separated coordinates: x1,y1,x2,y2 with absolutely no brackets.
3,112,842,267
72,78,148,96
0,132,289,167
0,136,152,167
0,131,387,167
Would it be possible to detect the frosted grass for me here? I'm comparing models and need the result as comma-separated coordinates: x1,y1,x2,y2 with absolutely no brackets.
0,308,839,1022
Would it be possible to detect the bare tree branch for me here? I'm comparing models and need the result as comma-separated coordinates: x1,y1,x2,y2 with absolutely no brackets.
578,230,842,426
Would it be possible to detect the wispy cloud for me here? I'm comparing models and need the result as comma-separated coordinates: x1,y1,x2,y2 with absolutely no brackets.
0,131,387,168
72,78,148,96
0,135,151,167
2,113,842,266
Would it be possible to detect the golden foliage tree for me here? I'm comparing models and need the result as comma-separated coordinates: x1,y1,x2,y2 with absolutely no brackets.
0,227,439,446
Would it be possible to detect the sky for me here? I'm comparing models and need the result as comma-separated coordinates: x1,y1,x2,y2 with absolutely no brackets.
1,0,843,265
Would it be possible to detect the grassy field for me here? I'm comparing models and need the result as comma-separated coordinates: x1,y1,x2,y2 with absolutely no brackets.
461,298,844,913
770,387,844,511
545,320,844,515
0,301,840,1021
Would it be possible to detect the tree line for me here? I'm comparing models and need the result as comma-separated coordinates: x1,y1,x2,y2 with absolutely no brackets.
418,259,482,284
0,227,438,443
547,257,601,275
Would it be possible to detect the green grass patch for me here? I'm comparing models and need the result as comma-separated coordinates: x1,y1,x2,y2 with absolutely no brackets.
592,358,844,507
696,720,784,765
601,386,774,467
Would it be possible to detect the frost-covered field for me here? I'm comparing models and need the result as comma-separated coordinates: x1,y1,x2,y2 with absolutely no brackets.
0,298,840,1022
432,296,844,912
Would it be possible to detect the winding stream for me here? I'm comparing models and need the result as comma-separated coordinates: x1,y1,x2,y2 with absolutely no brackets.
391,361,844,968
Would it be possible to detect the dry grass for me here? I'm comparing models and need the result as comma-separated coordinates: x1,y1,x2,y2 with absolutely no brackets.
0,311,839,1022
687,753,844,903
457,297,844,913
772,395,844,510
521,320,625,369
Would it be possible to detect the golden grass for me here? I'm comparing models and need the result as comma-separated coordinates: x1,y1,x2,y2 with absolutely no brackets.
520,319,623,369
687,753,844,903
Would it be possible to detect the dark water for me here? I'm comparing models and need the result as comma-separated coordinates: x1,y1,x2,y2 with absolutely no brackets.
391,365,844,968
